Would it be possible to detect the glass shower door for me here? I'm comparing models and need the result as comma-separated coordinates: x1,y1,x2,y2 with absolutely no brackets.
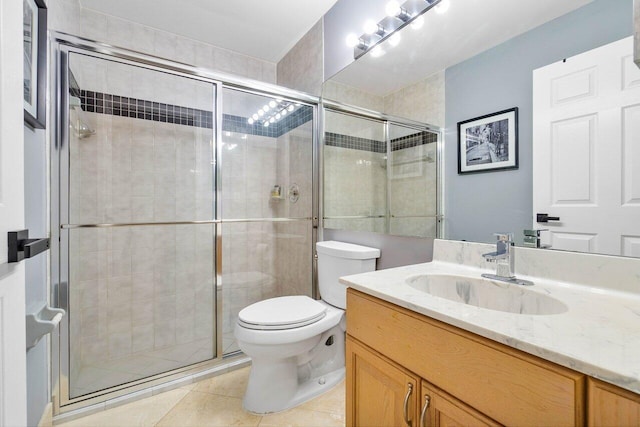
62,52,217,399
323,110,387,233
388,123,439,237
220,88,315,354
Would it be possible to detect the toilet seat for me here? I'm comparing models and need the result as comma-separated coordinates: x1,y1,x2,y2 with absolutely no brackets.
238,296,327,330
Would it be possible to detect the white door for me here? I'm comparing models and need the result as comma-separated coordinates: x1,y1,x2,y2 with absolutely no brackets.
533,37,640,257
0,0,28,425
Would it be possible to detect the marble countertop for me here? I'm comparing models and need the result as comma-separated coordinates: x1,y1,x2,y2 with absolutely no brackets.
340,249,640,394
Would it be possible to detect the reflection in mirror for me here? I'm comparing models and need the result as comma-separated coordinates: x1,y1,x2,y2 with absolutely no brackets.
323,107,440,238
322,0,639,257
388,122,438,237
323,110,387,233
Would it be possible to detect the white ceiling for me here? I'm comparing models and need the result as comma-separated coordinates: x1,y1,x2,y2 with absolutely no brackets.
79,0,339,63
332,0,592,96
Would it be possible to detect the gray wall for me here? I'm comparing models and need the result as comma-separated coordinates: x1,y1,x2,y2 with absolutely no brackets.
24,125,49,426
444,0,633,244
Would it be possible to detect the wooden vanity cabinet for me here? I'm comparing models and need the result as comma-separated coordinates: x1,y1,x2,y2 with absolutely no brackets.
346,338,419,427
346,288,586,426
346,333,501,427
588,378,640,426
420,381,501,427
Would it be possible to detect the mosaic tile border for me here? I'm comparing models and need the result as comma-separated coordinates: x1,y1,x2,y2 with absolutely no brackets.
78,89,313,137
325,132,386,153
325,130,437,154
76,89,436,149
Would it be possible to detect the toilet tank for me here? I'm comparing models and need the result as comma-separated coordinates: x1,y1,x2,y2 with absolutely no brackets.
316,241,380,309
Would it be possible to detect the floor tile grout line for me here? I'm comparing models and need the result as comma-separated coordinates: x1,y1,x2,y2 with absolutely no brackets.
152,387,194,427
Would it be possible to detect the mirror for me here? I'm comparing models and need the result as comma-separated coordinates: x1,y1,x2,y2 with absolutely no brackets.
322,108,439,238
322,0,640,258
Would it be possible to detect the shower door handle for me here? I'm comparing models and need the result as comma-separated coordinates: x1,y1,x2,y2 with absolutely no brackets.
8,229,50,263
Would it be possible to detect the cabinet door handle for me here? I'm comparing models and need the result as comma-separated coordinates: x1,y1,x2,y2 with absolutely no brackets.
403,383,413,427
420,395,431,427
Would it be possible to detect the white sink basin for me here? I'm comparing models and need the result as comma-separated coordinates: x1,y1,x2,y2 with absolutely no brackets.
405,274,567,315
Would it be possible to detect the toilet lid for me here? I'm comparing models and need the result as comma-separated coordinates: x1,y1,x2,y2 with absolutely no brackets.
238,296,327,330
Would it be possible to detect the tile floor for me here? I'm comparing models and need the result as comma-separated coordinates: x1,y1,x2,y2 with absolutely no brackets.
57,366,346,427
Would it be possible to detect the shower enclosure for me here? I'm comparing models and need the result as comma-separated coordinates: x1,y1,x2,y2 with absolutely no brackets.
323,106,441,238
51,35,317,413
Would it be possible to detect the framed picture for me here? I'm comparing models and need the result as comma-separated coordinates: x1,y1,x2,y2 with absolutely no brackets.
457,107,518,174
23,0,47,129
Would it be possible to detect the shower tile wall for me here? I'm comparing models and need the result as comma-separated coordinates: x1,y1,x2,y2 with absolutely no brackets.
68,55,216,397
322,80,384,112
389,144,438,238
323,146,387,233
323,116,438,237
383,71,445,127
274,124,314,297
220,132,279,353
323,112,386,233
219,111,314,353
48,0,277,84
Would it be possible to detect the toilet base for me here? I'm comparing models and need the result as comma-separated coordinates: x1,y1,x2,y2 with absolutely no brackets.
243,366,345,414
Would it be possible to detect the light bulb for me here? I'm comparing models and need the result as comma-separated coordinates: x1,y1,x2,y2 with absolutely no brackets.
247,118,254,125
258,110,265,117
269,100,277,108
346,33,360,48
281,109,287,116
435,0,450,14
288,105,295,112
269,117,275,123
275,113,281,120
411,15,424,29
363,19,378,35
370,45,385,58
264,121,269,127
252,113,259,120
262,105,270,112
388,32,401,47
385,1,401,17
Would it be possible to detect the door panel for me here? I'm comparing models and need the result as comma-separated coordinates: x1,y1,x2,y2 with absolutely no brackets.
346,337,418,427
61,52,217,401
550,115,595,204
0,0,27,424
533,36,640,256
622,104,640,206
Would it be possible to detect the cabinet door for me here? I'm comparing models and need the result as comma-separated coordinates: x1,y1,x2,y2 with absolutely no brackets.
419,381,501,427
588,378,640,426
346,336,419,427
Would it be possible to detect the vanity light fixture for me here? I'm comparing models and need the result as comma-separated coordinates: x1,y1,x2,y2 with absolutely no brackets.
388,32,401,47
385,1,412,22
363,19,379,35
349,0,442,59
247,99,300,127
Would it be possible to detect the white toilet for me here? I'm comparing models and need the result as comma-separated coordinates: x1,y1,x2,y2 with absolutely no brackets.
234,240,380,414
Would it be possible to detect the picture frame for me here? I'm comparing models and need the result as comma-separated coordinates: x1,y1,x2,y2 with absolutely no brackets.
457,107,518,174
23,0,47,129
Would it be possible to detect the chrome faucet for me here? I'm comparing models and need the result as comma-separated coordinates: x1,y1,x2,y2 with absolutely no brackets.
482,233,533,286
